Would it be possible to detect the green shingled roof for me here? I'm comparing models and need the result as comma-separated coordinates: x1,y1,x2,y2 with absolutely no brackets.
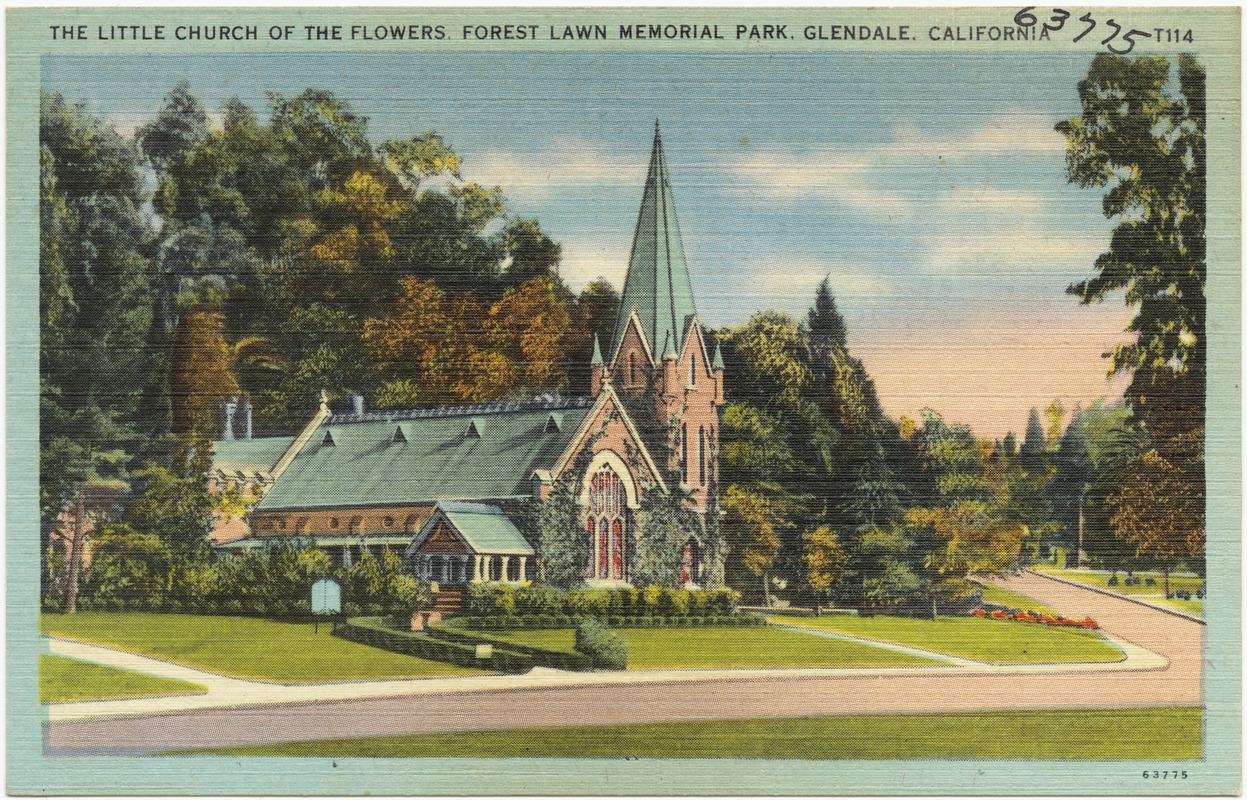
211,437,294,470
255,401,592,511
437,501,534,555
609,124,699,363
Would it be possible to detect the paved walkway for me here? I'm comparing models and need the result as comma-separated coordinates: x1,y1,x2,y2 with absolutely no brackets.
45,571,1201,753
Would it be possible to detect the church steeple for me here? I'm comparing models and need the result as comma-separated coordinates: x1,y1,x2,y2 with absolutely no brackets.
609,122,698,364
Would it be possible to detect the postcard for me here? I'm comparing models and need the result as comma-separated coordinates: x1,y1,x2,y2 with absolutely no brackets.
7,5,1241,795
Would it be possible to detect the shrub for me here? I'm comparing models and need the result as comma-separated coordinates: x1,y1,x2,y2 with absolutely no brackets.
565,589,608,617
1196,585,1206,599
515,584,563,615
640,585,664,614
574,618,627,670
469,583,516,615
1107,573,1119,586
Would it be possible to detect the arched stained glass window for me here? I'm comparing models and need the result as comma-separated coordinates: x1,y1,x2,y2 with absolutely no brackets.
588,465,627,581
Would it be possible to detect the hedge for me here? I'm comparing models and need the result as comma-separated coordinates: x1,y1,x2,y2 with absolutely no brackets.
467,584,741,620
334,617,533,673
427,625,595,671
460,613,766,630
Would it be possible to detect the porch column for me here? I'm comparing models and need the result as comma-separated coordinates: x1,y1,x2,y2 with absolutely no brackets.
473,554,483,582
500,556,511,582
519,556,527,582
459,555,469,583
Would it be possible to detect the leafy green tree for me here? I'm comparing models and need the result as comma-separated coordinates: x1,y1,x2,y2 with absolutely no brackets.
39,91,158,546
806,276,848,373
124,465,216,591
138,80,209,178
502,217,562,289
1058,55,1206,410
1108,448,1203,597
803,525,846,611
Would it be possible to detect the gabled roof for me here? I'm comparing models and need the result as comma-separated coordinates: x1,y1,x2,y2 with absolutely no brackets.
211,437,295,470
254,398,593,512
411,501,534,556
609,123,699,364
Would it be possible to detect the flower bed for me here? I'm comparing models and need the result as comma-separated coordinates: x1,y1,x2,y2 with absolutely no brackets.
970,608,1099,630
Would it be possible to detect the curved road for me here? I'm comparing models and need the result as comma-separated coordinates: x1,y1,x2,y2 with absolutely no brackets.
45,571,1202,754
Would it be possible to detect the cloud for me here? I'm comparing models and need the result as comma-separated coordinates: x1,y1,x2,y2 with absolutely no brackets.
719,149,913,220
555,234,631,292
469,139,642,201
884,111,1066,161
932,187,1047,217
922,228,1104,276
716,111,1063,219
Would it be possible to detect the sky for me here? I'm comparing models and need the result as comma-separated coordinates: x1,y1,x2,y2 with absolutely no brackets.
43,52,1136,439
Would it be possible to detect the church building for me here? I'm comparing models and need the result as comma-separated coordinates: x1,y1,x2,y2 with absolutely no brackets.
217,126,724,589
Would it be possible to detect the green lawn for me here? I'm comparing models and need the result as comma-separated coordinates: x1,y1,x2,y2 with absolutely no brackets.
40,613,487,682
769,614,1122,664
40,654,206,703
1041,568,1204,597
183,706,1202,760
974,582,1058,616
1148,597,1205,617
461,625,940,669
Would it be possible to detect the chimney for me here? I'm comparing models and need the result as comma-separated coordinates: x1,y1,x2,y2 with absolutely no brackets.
223,397,238,441
352,392,365,415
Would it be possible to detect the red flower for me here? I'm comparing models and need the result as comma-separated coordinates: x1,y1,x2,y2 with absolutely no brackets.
970,609,987,617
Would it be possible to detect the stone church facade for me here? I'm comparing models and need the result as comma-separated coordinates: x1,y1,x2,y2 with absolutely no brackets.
216,126,724,588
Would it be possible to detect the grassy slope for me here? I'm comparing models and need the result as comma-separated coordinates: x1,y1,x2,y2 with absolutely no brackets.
768,615,1122,664
467,626,940,668
1040,569,1204,596
40,613,486,682
187,707,1202,760
974,582,1059,616
1149,597,1204,616
40,654,206,703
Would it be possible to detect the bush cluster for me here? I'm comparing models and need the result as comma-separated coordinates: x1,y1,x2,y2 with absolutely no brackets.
574,618,628,670
69,546,431,618
467,583,739,620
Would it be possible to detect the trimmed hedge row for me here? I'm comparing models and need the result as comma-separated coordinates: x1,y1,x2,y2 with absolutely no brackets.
468,584,740,619
460,613,767,630
427,626,596,671
334,616,534,673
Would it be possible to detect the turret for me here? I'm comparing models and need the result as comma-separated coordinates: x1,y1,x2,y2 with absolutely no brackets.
712,341,725,406
589,335,605,399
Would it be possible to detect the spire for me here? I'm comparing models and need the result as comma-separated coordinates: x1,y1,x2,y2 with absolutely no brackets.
609,124,698,364
711,341,724,370
590,334,604,366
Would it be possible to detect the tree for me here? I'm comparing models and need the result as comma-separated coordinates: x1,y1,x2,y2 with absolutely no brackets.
905,501,1024,618
1058,55,1205,405
124,466,216,592
40,91,158,542
722,484,788,605
1108,449,1203,597
57,479,127,613
806,277,848,377
137,80,209,175
803,526,846,611
502,217,562,289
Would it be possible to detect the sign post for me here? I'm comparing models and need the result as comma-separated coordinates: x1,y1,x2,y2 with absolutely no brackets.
311,577,342,633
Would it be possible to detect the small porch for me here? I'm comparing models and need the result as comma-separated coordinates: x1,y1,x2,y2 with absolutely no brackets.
406,501,535,587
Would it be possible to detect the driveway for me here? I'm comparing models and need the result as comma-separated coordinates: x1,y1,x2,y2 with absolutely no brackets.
44,571,1202,754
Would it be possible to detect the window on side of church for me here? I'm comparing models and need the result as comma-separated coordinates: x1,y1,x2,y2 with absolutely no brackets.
698,426,706,485
681,424,688,484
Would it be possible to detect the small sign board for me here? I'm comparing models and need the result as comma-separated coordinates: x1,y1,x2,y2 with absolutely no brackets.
311,577,342,616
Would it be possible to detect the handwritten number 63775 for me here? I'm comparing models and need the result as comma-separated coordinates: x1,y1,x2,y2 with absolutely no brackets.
1015,7,1153,54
